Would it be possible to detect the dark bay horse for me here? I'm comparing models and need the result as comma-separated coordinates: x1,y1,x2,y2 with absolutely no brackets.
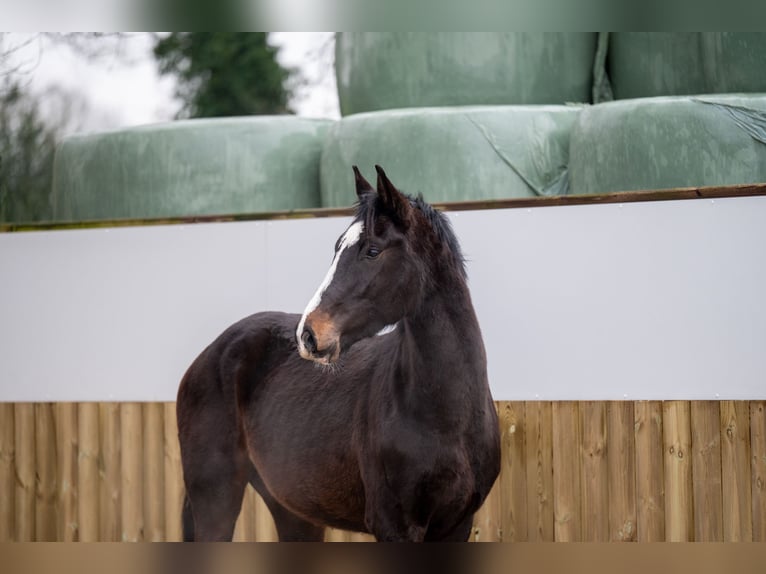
177,166,500,541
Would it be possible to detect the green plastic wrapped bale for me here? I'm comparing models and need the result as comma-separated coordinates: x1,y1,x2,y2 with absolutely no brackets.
569,95,766,195
320,105,582,207
335,33,597,116
608,33,766,99
51,117,331,222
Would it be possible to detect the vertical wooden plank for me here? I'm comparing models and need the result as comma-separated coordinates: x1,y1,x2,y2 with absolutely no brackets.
720,401,752,541
325,528,351,542
690,401,723,541
232,485,257,542
473,476,502,541
99,403,120,541
142,403,164,541
164,402,184,542
663,401,693,541
14,403,35,541
34,403,57,541
499,401,527,541
120,402,143,541
525,401,553,542
241,485,258,542
349,531,375,542
232,497,248,542
607,401,636,541
254,492,278,542
473,401,502,542
78,403,100,541
751,401,766,542
635,401,664,541
580,401,608,541
552,401,581,541
55,404,78,541
0,404,15,541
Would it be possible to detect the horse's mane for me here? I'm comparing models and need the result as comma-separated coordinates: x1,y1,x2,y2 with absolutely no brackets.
355,192,467,279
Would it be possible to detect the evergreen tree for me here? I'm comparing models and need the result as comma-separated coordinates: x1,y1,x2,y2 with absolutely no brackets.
0,81,59,223
153,33,293,118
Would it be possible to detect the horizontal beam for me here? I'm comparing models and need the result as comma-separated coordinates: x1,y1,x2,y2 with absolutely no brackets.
3,183,765,233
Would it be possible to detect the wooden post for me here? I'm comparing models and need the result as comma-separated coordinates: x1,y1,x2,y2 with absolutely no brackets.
164,402,184,542
254,492,278,542
525,401,553,542
233,485,257,542
634,401,664,541
0,404,15,541
14,403,35,541
720,401,753,541
349,532,375,542
475,400,504,541
242,486,258,541
500,401,527,541
232,496,248,542
690,401,722,541
580,401,608,541
552,401,581,541
55,403,78,541
473,475,502,541
663,401,693,541
471,400,502,541
120,403,143,541
751,401,766,542
99,403,121,541
142,403,165,541
34,403,58,541
78,403,100,541
325,528,351,542
607,401,636,541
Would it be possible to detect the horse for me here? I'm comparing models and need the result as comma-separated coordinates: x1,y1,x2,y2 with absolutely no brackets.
176,165,501,542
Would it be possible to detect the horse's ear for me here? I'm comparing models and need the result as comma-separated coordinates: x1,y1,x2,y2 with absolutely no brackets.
375,165,411,228
352,166,374,199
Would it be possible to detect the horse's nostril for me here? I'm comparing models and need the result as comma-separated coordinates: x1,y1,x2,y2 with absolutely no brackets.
301,327,317,354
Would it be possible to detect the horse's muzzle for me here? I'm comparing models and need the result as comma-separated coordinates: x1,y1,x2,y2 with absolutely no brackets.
298,315,341,365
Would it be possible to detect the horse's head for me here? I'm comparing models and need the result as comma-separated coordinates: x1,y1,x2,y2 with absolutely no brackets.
296,165,432,365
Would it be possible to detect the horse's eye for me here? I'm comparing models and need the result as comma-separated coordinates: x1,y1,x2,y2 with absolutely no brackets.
365,246,381,259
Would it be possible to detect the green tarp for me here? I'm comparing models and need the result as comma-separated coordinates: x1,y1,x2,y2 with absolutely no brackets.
335,33,597,116
320,105,582,206
51,117,330,222
569,94,766,195
607,33,766,100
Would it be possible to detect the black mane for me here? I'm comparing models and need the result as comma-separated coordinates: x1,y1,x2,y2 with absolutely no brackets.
355,192,467,279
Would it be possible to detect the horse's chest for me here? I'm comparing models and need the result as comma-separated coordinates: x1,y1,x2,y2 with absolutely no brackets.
371,429,475,506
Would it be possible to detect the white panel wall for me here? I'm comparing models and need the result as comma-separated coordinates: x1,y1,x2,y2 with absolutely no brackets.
1,195,765,401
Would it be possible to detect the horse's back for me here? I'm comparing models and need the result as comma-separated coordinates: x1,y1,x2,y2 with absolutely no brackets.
177,311,299,404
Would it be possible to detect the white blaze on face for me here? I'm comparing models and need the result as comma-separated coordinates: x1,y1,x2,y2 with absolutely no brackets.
296,220,364,356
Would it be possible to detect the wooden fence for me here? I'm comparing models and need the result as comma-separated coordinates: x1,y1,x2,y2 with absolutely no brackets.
0,401,764,542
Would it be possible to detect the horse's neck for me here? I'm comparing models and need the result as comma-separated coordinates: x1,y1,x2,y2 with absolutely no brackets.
394,282,487,422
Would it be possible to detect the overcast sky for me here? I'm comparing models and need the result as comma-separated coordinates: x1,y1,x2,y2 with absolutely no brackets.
2,32,339,136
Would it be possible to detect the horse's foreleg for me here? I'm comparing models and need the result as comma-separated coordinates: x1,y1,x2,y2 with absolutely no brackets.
426,513,474,542
365,497,427,542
